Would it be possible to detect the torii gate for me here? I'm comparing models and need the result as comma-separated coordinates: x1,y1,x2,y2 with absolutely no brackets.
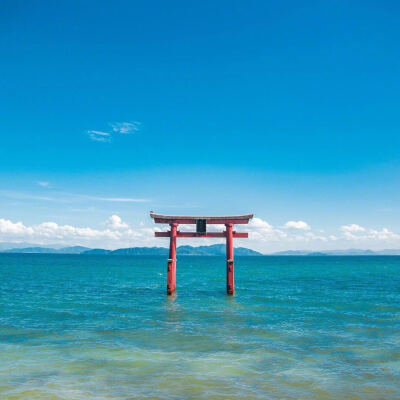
150,212,253,295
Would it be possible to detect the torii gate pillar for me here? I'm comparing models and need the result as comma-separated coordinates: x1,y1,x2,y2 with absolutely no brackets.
226,223,234,295
167,223,177,295
151,212,253,295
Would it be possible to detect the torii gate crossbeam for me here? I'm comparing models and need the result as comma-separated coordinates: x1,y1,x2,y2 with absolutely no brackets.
150,212,253,295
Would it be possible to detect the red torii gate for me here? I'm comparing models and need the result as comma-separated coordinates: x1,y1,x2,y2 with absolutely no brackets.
150,212,253,295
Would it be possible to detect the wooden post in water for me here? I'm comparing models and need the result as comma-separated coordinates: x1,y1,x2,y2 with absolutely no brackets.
226,223,234,295
167,222,177,295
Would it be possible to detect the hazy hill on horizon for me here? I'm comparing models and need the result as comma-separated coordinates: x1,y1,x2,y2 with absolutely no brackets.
84,244,262,256
2,246,91,254
2,244,400,256
269,249,400,256
0,244,262,256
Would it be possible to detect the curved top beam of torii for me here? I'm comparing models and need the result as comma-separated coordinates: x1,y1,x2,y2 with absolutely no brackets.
150,212,253,224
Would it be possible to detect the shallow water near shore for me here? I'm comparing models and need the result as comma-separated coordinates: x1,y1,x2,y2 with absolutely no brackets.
1,254,400,399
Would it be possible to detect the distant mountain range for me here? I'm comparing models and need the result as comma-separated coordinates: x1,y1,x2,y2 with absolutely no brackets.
0,242,65,251
2,244,400,256
2,246,91,254
0,244,262,256
269,249,400,256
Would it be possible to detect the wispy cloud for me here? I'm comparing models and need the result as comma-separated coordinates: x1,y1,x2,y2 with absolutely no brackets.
0,190,149,203
110,121,140,134
37,181,50,187
0,190,58,202
87,121,140,143
61,192,149,203
87,130,112,142
94,197,148,203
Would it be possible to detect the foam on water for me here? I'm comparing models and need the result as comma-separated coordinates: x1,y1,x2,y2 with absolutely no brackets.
1,254,399,399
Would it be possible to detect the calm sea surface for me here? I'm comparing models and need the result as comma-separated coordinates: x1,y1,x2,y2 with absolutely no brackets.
1,254,399,399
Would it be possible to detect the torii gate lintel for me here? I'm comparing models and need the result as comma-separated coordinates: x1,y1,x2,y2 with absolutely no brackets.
150,212,253,295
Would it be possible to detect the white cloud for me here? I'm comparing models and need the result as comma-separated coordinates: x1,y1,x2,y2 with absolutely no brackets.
241,218,329,245
239,218,400,251
0,218,34,236
0,218,119,242
2,214,400,252
242,217,287,241
110,121,140,134
369,227,400,240
88,121,140,143
106,215,129,230
340,224,365,233
249,217,274,231
304,232,327,241
340,225,400,241
37,181,50,187
284,220,311,230
0,216,159,249
87,130,112,142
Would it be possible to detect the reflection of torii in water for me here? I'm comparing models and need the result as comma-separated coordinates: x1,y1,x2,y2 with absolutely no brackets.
150,212,253,295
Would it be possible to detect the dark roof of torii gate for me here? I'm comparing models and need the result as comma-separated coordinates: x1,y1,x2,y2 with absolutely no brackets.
150,212,253,224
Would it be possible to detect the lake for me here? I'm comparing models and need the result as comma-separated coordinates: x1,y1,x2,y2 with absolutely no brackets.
1,254,399,399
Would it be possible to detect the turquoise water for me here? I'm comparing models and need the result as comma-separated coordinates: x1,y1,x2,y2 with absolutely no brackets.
1,254,399,399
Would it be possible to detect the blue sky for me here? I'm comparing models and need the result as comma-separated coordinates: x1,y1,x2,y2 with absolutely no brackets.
1,0,400,251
